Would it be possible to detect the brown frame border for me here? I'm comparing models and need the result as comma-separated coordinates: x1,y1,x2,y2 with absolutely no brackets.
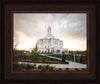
10,10,90,74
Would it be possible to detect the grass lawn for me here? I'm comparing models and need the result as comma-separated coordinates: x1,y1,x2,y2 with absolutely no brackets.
18,52,32,56
48,54,62,58
38,55,49,58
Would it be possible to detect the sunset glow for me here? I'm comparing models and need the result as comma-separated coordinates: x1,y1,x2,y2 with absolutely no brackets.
14,13,87,51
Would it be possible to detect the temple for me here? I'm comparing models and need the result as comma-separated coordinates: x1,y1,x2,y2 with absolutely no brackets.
36,26,68,54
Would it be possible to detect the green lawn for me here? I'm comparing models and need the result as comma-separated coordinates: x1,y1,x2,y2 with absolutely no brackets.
48,54,62,58
38,55,49,58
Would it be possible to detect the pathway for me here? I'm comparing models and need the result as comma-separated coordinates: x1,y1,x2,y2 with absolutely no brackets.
39,54,87,68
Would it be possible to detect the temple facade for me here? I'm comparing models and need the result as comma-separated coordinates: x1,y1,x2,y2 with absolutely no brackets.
36,26,68,54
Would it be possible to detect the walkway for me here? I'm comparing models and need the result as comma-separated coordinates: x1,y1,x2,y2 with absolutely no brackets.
18,54,87,68
39,54,87,68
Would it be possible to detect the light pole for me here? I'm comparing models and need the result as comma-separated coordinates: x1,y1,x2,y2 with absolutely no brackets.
73,55,76,62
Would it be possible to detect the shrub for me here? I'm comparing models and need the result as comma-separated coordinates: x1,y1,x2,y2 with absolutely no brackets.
65,62,69,64
38,65,42,69
56,69,59,71
41,68,47,71
45,65,50,69
66,68,69,71
75,68,78,71
26,64,33,70
42,59,45,62
38,65,56,71
82,68,86,71
58,68,62,71
32,64,36,69
41,65,47,71
49,66,56,71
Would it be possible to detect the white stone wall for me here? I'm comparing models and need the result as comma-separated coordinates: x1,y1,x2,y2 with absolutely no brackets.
36,26,68,54
37,38,63,49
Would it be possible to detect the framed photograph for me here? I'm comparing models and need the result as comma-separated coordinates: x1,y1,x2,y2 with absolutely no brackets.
11,10,89,74
1,0,100,84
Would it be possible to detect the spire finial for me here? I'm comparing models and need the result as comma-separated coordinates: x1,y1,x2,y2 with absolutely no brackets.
48,25,51,34
48,25,51,29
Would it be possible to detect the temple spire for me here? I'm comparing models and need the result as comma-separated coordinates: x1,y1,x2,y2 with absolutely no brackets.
48,25,51,34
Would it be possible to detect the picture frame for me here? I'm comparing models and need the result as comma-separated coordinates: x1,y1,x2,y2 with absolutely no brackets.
1,0,100,84
10,10,89,74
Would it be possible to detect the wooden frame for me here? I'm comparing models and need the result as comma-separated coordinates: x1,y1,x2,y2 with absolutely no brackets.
0,0,100,84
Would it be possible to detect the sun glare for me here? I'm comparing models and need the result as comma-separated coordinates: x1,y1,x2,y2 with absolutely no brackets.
15,36,86,51
16,37,36,50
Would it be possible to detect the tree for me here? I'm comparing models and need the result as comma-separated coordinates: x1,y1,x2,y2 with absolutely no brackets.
34,44,38,51
33,44,38,54
13,43,19,56
14,43,19,50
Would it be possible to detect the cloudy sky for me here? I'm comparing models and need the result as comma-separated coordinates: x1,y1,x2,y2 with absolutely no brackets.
13,13,87,51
